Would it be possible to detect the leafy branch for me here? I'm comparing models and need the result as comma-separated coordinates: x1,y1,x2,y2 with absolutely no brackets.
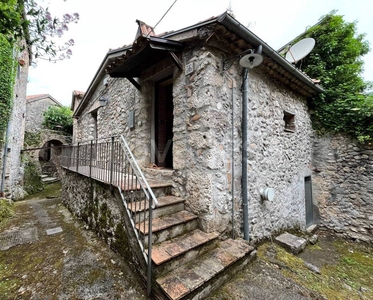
300,12,373,143
0,0,79,64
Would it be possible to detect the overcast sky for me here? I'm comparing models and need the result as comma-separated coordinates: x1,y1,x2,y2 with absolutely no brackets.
27,0,373,106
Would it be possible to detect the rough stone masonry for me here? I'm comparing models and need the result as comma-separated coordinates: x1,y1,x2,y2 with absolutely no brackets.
313,134,373,243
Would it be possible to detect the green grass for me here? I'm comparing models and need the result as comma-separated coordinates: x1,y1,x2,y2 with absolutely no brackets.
0,199,13,224
23,181,62,200
258,240,373,300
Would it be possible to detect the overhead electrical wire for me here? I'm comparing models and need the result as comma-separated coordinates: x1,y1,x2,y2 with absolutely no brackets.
147,0,178,37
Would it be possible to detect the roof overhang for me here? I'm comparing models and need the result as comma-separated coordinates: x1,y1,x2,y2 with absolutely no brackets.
107,36,183,79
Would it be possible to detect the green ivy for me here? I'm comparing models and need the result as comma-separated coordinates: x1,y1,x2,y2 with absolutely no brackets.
300,13,373,143
0,34,16,145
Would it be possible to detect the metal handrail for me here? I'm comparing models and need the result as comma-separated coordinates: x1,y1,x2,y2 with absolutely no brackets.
119,135,159,207
61,135,158,295
118,135,157,295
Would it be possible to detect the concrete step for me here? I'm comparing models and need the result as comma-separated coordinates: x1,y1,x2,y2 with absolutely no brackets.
128,196,185,223
156,238,256,300
152,229,219,276
137,210,198,246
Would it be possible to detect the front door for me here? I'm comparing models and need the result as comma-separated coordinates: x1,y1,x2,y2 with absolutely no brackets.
154,77,173,168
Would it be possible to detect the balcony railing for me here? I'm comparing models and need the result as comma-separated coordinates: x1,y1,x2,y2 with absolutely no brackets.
61,135,157,295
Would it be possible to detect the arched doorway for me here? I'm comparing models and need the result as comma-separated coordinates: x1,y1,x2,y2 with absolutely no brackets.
38,139,63,178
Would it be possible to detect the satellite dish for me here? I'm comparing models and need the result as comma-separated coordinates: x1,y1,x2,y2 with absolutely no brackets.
285,38,315,63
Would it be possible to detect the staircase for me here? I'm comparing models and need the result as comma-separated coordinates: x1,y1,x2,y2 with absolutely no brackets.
128,173,256,300
61,136,256,298
40,161,60,184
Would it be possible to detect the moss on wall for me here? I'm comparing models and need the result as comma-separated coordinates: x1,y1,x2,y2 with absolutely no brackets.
24,131,42,147
23,160,44,195
0,34,16,145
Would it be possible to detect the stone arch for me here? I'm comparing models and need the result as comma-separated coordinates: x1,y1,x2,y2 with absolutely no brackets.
25,130,71,179
38,131,70,178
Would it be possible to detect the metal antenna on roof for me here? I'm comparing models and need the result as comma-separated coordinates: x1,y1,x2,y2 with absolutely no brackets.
146,0,178,38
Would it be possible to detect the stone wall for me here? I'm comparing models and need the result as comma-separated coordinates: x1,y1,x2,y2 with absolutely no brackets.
171,46,313,241
3,47,29,199
75,77,152,167
313,134,373,242
26,96,60,131
61,170,139,262
71,44,314,242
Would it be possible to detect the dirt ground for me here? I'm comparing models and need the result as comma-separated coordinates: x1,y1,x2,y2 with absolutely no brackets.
1,184,372,300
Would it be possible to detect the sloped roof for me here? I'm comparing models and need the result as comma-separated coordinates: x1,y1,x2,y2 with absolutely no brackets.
74,12,324,117
26,94,62,107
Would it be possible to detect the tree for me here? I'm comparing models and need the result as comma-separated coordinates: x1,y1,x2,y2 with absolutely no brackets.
43,106,73,134
299,12,373,143
0,0,79,64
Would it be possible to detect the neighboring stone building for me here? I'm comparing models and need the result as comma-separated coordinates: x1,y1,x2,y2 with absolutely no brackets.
24,94,71,183
70,90,84,143
0,45,29,200
26,94,62,131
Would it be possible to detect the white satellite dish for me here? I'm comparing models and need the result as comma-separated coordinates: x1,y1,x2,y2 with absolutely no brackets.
285,38,315,63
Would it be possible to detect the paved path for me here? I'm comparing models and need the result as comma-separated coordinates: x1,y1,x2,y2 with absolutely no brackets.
0,197,148,300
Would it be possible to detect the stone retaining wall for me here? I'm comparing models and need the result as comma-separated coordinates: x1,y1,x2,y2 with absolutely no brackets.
313,134,373,242
61,170,136,260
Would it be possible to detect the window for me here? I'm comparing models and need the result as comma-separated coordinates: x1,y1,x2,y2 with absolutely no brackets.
283,111,295,132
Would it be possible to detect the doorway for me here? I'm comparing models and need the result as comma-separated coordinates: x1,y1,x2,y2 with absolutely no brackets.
154,77,173,168
305,176,314,227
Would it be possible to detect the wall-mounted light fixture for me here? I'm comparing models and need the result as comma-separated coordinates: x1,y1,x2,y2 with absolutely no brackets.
223,45,263,71
99,96,108,107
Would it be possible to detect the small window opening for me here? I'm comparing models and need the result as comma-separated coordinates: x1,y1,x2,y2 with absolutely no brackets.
283,111,295,132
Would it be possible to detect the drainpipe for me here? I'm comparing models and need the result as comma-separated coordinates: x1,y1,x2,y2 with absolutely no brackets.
241,68,249,241
225,72,236,239
1,123,10,197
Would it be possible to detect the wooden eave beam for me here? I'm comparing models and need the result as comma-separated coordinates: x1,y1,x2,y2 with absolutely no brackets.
127,77,141,90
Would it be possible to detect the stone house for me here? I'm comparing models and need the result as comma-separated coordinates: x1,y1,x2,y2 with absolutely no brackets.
62,12,324,298
23,94,71,181
26,94,62,131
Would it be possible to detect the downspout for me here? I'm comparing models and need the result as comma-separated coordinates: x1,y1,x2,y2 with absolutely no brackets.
0,123,10,197
225,72,236,239
241,68,249,241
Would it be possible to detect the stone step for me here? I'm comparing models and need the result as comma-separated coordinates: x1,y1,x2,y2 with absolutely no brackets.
143,167,173,182
152,229,219,276
41,177,60,184
119,179,172,198
128,196,185,223
137,210,198,246
156,238,255,300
